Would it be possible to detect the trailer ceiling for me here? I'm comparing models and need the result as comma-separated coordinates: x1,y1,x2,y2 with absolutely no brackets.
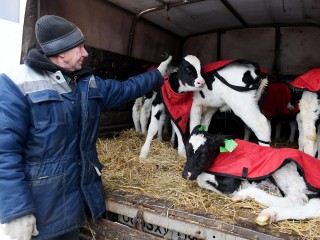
106,0,320,38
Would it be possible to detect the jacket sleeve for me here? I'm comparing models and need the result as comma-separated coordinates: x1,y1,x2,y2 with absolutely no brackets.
95,69,164,110
0,74,34,223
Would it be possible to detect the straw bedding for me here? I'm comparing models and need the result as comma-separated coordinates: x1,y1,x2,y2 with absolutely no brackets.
98,128,320,239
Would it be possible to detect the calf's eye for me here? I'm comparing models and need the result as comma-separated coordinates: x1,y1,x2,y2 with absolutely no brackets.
184,67,191,73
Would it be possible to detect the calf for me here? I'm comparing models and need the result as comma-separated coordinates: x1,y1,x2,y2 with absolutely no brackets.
140,58,271,159
182,125,320,225
190,59,271,146
139,55,205,159
132,91,157,134
289,68,320,158
132,66,166,135
244,82,299,143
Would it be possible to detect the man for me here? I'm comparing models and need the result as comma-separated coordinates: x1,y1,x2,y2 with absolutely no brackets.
0,15,171,240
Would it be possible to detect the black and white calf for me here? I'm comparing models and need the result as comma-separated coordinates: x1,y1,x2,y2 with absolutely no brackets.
140,58,271,159
190,60,271,146
182,125,320,225
139,55,205,159
132,91,157,134
289,68,320,158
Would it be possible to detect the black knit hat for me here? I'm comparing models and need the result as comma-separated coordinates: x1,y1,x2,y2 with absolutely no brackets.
35,15,85,56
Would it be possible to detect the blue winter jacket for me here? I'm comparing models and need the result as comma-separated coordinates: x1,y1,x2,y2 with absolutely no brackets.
0,60,163,239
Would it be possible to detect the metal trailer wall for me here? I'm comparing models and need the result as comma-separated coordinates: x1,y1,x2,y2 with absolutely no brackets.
280,27,320,75
22,0,182,64
183,26,320,77
183,28,275,73
23,0,320,77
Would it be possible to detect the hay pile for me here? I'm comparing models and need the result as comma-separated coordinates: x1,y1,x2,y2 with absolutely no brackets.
98,129,320,239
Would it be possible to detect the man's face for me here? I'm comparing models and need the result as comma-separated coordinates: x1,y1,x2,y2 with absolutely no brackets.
61,43,88,71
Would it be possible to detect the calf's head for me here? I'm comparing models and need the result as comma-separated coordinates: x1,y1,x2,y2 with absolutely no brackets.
182,125,225,180
177,55,205,92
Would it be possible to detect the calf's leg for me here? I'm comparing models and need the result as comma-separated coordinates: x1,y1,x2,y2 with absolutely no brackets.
256,198,320,225
172,124,186,158
288,120,297,143
296,113,304,151
231,102,271,146
299,92,320,157
232,187,307,207
275,122,282,140
132,97,143,133
189,103,218,133
139,104,165,159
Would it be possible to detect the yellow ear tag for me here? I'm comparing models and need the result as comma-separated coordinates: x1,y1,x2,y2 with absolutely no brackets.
220,139,238,152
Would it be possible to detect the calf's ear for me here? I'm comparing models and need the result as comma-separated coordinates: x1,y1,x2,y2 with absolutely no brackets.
191,125,206,135
208,134,227,147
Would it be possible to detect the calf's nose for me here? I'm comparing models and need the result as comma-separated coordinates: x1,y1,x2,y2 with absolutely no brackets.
195,78,205,88
182,171,192,180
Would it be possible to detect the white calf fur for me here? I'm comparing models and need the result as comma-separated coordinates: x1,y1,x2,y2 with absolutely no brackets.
296,91,320,158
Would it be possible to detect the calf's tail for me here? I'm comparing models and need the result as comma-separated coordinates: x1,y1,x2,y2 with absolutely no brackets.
255,77,269,101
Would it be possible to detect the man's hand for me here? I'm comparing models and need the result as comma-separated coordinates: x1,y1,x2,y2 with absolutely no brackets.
0,214,39,240
157,56,172,76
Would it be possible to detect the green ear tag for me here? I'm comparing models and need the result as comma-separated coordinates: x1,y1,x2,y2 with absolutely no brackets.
220,139,238,152
198,125,206,132
219,146,228,152
224,139,238,152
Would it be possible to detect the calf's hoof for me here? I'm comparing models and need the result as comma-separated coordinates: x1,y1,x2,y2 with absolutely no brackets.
255,212,272,226
178,149,186,158
231,195,243,202
139,152,148,159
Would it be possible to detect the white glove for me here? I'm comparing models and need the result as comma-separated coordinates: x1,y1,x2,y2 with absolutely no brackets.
157,56,172,76
0,214,39,240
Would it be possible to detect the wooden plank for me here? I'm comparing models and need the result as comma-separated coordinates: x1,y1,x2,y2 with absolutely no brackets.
80,219,164,240
105,190,300,240
107,200,245,240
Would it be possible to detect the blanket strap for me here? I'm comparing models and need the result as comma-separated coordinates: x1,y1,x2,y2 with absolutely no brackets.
213,72,258,92
241,167,248,178
257,139,270,145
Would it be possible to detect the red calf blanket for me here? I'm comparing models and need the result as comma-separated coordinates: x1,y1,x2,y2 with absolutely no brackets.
161,79,193,135
208,139,320,191
202,59,268,74
290,68,320,92
262,83,299,118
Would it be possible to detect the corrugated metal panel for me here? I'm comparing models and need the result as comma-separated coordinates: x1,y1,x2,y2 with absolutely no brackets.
141,0,242,37
106,0,320,37
229,0,320,25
